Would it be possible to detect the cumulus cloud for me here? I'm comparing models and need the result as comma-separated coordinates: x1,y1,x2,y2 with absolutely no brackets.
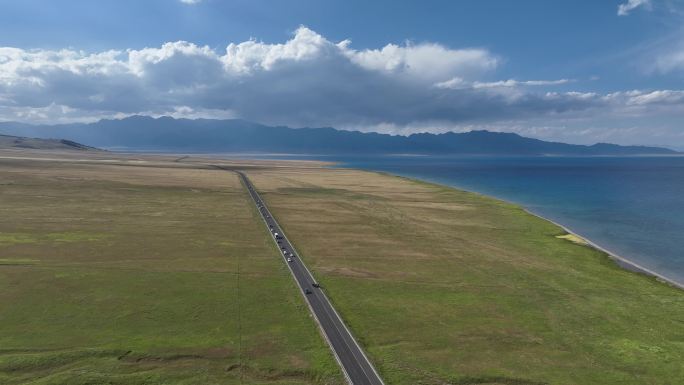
223,27,335,73
343,41,499,82
0,26,505,126
0,26,683,145
618,0,651,16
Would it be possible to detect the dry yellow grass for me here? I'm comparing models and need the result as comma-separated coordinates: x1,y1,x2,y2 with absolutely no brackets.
556,233,589,245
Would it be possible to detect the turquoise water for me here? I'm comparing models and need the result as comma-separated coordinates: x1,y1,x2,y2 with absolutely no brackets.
315,155,684,285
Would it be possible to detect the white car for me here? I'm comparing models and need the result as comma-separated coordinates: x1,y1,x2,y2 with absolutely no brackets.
287,258,292,262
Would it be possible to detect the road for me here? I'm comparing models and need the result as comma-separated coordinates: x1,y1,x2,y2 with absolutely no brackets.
237,171,385,385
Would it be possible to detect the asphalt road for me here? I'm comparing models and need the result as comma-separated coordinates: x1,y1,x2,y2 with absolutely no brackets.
237,171,385,385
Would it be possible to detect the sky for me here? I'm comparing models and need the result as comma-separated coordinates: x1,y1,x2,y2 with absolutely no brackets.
0,0,683,148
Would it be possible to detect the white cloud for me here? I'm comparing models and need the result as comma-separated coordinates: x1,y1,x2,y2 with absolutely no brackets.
475,79,571,88
220,26,498,81
223,27,332,73
343,41,499,82
435,77,571,89
622,89,684,105
653,48,684,73
0,26,683,145
618,0,651,16
180,0,202,5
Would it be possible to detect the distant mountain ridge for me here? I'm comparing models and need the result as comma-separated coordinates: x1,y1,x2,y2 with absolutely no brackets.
0,133,100,151
0,116,677,155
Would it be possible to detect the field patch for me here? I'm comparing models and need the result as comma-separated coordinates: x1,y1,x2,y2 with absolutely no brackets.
0,158,342,385
0,231,109,246
247,167,684,385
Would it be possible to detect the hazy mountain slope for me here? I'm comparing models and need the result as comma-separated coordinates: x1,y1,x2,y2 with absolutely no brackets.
0,133,101,151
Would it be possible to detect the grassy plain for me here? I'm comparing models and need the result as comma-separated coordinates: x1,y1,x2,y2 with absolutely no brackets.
0,154,343,385
247,167,684,385
4,148,683,385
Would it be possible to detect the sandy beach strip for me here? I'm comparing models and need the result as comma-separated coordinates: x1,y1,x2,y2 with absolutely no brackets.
523,208,684,291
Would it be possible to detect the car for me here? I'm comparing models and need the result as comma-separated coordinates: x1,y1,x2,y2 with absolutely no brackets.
312,282,320,288
287,258,292,262
281,246,286,250
282,250,288,255
304,288,312,295
277,240,282,244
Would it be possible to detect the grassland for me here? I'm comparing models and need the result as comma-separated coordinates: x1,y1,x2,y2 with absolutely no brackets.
0,154,343,384
246,167,684,385
4,150,683,385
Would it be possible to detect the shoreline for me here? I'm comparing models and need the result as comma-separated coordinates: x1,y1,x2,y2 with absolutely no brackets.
35,148,680,291
347,167,684,291
522,208,684,291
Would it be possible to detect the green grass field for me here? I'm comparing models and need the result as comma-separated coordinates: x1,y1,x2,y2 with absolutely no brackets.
3,152,684,385
247,167,684,385
0,157,343,385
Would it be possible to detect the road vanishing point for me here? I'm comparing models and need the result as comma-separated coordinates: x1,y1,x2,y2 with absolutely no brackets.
237,171,385,385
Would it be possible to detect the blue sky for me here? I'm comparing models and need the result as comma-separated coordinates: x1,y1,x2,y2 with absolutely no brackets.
0,0,683,147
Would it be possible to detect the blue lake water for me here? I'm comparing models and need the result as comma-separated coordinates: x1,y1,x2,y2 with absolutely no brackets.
248,154,684,285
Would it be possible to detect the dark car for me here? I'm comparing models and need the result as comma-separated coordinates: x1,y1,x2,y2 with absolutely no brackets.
312,282,320,288
304,288,312,295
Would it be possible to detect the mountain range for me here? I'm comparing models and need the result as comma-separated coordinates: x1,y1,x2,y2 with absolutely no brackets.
0,116,677,155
